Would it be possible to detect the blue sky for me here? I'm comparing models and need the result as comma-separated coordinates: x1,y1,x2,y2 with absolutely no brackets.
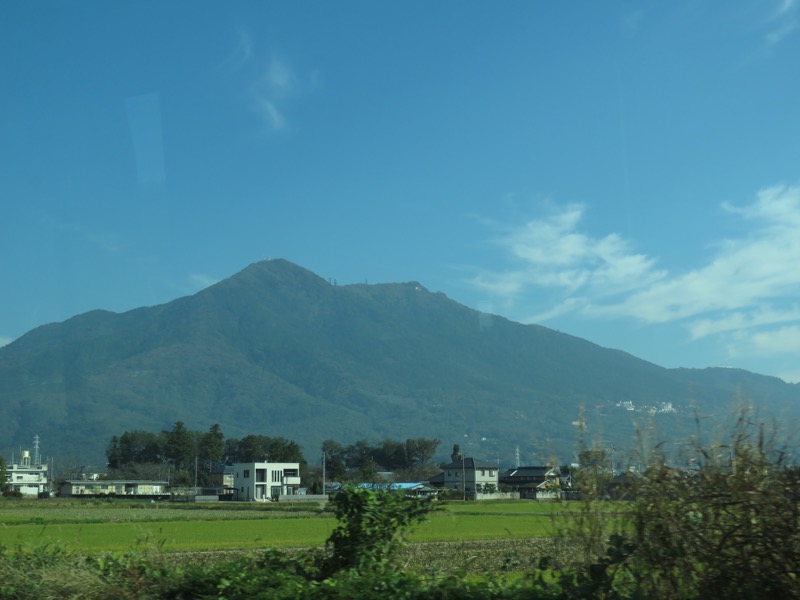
2,1,799,382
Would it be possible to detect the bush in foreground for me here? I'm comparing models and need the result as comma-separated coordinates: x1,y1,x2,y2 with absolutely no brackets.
556,412,800,599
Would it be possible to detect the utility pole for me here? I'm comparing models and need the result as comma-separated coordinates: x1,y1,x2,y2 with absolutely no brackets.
322,451,326,496
462,456,466,501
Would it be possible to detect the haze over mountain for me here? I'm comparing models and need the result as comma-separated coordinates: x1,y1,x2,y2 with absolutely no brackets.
1,259,797,468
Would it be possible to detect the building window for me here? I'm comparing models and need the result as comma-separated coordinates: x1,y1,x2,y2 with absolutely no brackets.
272,470,282,482
243,470,250,478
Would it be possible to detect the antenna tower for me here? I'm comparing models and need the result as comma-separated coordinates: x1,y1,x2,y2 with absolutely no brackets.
33,435,41,466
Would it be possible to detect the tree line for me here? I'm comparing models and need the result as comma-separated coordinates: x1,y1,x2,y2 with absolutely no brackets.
104,425,440,487
105,422,304,486
319,437,440,483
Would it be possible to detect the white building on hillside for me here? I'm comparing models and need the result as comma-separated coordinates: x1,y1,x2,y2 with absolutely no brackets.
5,436,49,497
232,462,301,501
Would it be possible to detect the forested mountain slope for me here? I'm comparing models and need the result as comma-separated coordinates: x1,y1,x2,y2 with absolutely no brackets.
1,259,797,466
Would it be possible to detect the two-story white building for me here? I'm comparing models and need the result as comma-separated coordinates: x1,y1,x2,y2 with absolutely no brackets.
5,450,49,497
439,457,499,499
232,462,301,501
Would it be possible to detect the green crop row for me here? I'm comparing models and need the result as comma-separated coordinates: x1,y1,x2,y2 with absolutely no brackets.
0,509,562,553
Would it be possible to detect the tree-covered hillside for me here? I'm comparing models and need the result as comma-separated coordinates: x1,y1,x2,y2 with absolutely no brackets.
1,259,798,466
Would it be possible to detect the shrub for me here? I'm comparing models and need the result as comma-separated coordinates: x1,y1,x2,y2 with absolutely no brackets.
320,486,439,576
556,411,800,599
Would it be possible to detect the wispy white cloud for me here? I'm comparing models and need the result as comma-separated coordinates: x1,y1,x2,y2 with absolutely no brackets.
50,218,125,254
256,99,286,130
750,324,800,354
470,203,665,308
0,336,12,348
731,324,800,382
762,0,798,52
689,306,800,339
472,183,800,372
226,30,319,132
777,0,797,15
189,273,219,290
597,185,800,326
225,29,253,72
265,55,296,94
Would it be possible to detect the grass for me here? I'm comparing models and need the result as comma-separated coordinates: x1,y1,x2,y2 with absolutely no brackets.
0,499,572,553
441,500,566,514
0,519,338,552
409,510,555,542
0,499,325,525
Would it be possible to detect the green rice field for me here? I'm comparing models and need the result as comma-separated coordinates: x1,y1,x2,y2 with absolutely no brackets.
0,499,563,553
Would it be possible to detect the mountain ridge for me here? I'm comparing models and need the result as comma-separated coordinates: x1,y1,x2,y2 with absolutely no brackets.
2,259,797,467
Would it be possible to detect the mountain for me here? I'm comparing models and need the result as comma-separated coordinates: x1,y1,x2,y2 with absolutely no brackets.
1,259,798,467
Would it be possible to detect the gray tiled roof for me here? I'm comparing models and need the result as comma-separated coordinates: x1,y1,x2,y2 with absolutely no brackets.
439,457,499,470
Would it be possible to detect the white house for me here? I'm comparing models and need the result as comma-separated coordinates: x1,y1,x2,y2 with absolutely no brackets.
438,457,499,499
5,449,49,497
500,466,562,500
232,462,301,501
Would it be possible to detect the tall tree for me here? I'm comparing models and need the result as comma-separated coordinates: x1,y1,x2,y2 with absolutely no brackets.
374,439,406,471
228,435,305,463
451,444,462,463
233,434,268,462
0,456,7,491
164,421,195,470
110,430,163,466
404,437,440,468
345,439,373,469
264,437,304,463
106,436,122,469
199,424,225,470
355,456,381,484
322,439,347,481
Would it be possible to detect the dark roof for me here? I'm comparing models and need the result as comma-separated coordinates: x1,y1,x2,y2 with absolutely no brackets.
65,480,168,485
439,457,499,470
501,466,556,478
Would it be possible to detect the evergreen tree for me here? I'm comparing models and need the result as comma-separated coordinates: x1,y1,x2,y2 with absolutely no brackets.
264,436,304,463
404,437,440,468
322,439,347,481
355,456,381,484
344,439,373,469
199,424,225,470
451,444,462,463
164,421,195,470
112,430,163,465
374,439,407,471
226,435,305,463
106,436,122,469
